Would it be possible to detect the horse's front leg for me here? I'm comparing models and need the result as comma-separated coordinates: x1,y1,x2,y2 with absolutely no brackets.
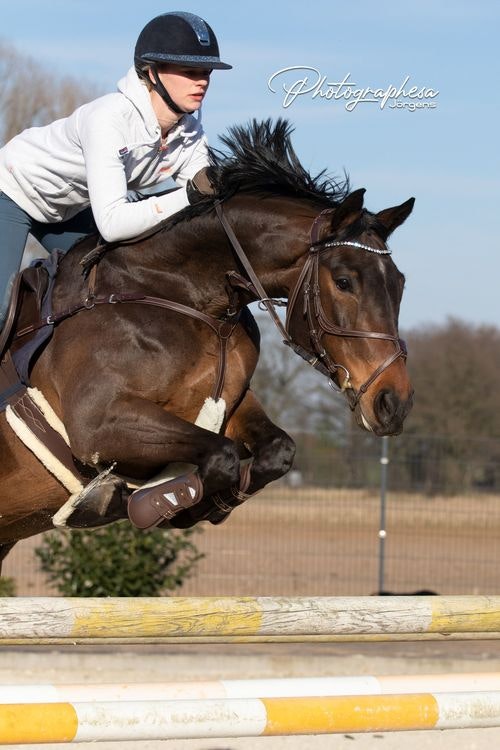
171,389,296,527
226,388,296,492
60,395,241,530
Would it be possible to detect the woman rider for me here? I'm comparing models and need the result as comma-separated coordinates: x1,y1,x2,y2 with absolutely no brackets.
0,11,231,329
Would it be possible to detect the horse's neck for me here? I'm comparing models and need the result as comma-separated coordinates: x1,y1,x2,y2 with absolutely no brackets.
99,222,235,315
219,198,314,300
127,204,310,313
54,201,313,316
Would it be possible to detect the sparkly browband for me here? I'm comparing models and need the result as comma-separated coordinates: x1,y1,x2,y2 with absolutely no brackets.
320,240,392,256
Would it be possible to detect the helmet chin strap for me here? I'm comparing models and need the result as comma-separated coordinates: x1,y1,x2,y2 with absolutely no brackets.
149,64,194,116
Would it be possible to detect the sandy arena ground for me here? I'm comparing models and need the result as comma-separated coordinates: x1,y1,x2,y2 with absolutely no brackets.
3,640,500,749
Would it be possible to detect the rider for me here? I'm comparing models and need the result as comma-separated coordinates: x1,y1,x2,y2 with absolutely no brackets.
0,11,231,330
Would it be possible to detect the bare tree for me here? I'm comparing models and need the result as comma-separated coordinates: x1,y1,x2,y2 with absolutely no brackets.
405,318,500,439
0,40,101,263
0,39,100,145
251,311,348,437
386,318,500,493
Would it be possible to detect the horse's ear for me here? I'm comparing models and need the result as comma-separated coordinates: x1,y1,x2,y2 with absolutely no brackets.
316,188,366,241
330,188,366,231
376,197,415,239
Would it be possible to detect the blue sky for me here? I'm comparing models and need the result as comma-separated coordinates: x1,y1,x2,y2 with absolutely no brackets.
2,1,499,330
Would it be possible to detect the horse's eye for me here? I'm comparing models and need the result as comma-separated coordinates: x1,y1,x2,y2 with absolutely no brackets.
335,277,352,292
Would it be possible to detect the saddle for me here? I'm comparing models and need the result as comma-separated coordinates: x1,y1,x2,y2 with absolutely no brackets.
0,251,60,394
0,252,93,492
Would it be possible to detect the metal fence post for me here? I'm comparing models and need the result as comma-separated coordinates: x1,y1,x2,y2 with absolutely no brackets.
378,436,389,594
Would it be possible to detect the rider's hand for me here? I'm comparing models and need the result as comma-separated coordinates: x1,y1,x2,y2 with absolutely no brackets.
186,167,215,204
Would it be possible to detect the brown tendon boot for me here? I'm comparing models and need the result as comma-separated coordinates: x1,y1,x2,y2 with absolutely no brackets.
127,471,204,530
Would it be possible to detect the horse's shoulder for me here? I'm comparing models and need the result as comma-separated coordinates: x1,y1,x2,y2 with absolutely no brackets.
239,306,260,351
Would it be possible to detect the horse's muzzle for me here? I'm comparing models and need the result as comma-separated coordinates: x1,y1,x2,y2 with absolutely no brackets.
358,387,414,436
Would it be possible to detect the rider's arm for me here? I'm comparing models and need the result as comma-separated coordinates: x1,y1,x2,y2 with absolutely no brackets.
79,111,208,243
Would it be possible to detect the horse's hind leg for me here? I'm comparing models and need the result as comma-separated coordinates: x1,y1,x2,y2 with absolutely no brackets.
52,469,130,529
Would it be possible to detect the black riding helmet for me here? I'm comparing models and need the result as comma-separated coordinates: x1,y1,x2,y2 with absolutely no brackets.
135,11,232,115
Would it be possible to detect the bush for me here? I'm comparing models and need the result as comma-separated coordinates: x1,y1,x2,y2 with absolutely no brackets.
35,522,203,597
0,576,16,596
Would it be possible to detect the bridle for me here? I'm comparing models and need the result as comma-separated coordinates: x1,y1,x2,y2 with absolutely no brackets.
215,203,407,409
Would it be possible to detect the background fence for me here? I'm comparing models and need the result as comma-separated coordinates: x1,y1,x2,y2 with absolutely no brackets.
3,434,500,596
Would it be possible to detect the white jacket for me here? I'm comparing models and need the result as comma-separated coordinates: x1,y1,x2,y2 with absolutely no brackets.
0,67,209,241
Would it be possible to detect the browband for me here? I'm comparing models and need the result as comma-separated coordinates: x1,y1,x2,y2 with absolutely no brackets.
317,240,391,256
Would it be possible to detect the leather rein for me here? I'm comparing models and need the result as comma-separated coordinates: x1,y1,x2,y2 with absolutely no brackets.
215,203,407,408
15,202,406,407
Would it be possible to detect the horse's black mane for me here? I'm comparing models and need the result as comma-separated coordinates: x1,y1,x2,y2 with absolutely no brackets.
211,118,349,205
167,118,350,228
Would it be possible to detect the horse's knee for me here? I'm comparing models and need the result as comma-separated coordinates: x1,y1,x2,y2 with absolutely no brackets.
271,432,296,475
256,431,296,482
199,438,240,495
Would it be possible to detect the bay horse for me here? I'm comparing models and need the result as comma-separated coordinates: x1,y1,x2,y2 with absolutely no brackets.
0,119,414,568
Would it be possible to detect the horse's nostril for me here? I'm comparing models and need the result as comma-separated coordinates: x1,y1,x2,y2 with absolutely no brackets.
375,389,399,423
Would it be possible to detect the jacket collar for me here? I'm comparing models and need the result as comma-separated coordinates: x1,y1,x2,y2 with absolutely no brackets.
117,67,200,142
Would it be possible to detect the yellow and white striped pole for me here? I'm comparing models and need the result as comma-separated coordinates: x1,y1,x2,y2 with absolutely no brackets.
2,596,500,643
2,692,500,743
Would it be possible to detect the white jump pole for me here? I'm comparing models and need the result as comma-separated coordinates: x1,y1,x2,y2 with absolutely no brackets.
2,673,500,703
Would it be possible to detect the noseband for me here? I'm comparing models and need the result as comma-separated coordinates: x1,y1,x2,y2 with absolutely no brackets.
215,203,407,408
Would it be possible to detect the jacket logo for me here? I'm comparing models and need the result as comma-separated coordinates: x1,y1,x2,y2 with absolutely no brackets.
118,147,129,157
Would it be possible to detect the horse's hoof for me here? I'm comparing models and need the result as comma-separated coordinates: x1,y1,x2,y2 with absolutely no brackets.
207,509,232,525
53,475,129,529
205,463,254,524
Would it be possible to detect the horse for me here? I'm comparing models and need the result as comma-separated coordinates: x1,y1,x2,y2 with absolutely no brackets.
0,118,414,568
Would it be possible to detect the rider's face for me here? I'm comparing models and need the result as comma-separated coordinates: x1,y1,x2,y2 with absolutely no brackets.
152,64,212,113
